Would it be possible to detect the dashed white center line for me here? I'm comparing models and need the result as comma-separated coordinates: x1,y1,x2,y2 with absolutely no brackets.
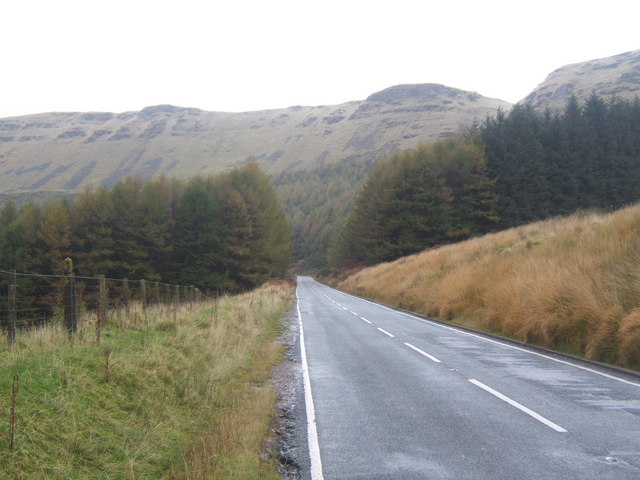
404,342,441,363
377,327,395,338
468,379,568,433
350,311,359,316
360,316,372,324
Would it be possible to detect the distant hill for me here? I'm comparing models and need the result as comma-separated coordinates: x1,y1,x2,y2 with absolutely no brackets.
523,49,640,111
0,84,510,197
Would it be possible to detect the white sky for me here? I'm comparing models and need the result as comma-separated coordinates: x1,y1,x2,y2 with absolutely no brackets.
1,0,639,118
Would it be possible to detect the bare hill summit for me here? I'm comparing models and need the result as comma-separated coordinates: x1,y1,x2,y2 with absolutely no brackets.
523,49,640,111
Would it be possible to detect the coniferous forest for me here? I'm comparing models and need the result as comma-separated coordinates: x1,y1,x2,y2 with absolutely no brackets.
0,162,292,292
1,94,639,278
329,135,499,267
481,94,640,226
330,94,640,268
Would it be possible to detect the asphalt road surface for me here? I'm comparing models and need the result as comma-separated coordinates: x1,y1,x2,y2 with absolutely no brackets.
294,276,640,480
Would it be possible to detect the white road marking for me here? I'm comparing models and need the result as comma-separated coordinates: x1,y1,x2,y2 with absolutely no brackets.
468,379,568,433
377,327,395,338
296,287,325,480
360,316,372,324
350,311,359,316
327,285,640,389
404,342,441,363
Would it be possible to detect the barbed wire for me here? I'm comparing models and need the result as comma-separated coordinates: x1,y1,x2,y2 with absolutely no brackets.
0,267,208,298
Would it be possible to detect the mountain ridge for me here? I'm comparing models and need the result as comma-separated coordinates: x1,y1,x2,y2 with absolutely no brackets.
523,49,640,110
0,83,510,196
2,48,640,200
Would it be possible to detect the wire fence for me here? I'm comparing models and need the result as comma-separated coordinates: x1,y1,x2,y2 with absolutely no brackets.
0,262,206,347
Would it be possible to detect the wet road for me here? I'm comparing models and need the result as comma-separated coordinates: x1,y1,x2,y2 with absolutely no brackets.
294,276,640,480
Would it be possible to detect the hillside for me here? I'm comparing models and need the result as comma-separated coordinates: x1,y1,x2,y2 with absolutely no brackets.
0,84,510,197
0,280,292,478
523,49,640,111
337,204,640,370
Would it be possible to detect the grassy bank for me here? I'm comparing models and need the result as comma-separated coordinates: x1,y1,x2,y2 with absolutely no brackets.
338,205,640,370
0,281,293,479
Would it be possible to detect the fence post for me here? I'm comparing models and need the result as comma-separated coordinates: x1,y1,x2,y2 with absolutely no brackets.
63,258,77,338
122,278,130,321
8,285,16,345
9,373,19,450
140,279,147,312
154,282,160,306
96,275,107,345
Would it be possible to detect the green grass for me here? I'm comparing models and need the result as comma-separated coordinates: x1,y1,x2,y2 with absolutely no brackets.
0,281,293,479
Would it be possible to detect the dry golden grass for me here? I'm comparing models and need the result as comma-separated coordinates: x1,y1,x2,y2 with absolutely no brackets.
338,205,640,369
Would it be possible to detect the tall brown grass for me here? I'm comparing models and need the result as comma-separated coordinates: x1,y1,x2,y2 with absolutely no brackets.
338,205,640,369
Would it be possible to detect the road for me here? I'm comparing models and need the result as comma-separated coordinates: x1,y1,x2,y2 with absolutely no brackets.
293,276,640,480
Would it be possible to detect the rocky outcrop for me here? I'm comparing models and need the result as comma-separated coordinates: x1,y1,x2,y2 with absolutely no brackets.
523,50,640,111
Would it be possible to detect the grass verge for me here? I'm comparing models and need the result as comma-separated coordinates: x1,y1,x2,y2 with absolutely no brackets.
337,204,640,370
0,280,293,479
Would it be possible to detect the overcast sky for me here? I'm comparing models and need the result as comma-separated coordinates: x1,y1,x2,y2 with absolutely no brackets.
1,0,638,118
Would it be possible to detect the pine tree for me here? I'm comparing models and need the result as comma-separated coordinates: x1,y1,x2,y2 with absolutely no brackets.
70,186,116,276
330,136,499,267
173,176,226,289
228,161,292,284
36,201,72,275
109,177,150,279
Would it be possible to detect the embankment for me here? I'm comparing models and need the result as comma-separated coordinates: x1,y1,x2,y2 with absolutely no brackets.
337,205,640,370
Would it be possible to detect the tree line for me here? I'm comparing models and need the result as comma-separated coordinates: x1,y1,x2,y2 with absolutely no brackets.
330,135,499,266
481,94,640,226
0,162,292,292
331,94,640,268
272,157,376,271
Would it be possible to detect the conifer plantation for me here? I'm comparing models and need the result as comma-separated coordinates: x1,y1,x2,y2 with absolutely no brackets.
481,95,640,227
330,94,640,270
330,135,499,267
0,161,292,292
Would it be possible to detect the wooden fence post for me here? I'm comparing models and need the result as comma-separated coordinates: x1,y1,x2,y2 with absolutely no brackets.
122,278,130,321
8,285,16,345
96,275,107,345
154,282,160,306
140,279,147,312
63,258,77,338
9,373,19,450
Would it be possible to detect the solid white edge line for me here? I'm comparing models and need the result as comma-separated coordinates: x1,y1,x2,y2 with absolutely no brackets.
297,285,325,480
377,327,395,338
404,342,441,363
325,284,640,389
468,379,568,433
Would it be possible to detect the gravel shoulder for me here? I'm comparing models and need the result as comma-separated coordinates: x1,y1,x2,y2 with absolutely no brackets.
268,303,309,479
